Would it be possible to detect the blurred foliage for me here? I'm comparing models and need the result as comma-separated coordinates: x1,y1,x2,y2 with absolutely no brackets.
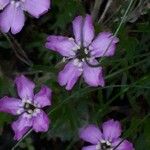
0,0,150,149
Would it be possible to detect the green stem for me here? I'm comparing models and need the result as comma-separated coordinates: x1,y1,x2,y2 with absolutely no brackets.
100,0,134,62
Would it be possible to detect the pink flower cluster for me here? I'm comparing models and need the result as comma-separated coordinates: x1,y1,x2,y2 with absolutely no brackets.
0,2,134,149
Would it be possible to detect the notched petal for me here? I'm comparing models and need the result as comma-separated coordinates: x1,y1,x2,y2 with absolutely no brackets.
83,14,95,47
11,115,32,140
79,125,102,144
33,110,50,132
15,75,35,100
83,59,105,87
58,60,82,90
45,35,76,57
102,119,122,141
34,85,52,108
23,0,50,18
0,96,22,115
90,32,119,57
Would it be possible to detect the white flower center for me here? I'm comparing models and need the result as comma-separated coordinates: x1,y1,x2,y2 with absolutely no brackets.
17,99,41,118
11,0,26,8
96,140,113,150
0,4,3,10
66,38,95,70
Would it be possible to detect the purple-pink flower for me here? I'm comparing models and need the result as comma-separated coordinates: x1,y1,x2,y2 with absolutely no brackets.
0,75,52,140
79,119,134,150
45,15,119,90
0,0,51,34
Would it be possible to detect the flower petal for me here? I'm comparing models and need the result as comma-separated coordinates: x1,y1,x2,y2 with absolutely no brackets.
15,75,35,101
11,115,32,140
83,59,105,87
33,110,50,132
102,119,122,141
0,3,25,34
112,139,134,150
0,0,9,10
79,125,102,144
82,145,96,150
45,36,76,57
89,32,119,57
0,96,22,115
72,16,83,46
10,3,25,34
58,60,82,90
34,86,52,108
83,15,94,47
23,0,50,18
0,3,13,33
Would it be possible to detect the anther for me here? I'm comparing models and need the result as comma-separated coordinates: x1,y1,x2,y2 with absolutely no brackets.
73,58,79,66
15,2,20,8
81,58,85,62
96,142,101,150
11,1,15,4
16,108,24,115
68,37,74,41
62,57,66,62
27,109,33,114
78,62,83,67
84,48,88,54
25,103,30,109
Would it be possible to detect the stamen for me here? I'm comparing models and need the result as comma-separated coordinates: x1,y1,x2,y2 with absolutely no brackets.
26,100,32,104
81,58,85,62
15,2,20,8
97,140,113,150
11,1,15,4
25,103,30,109
22,99,32,104
72,46,80,51
101,140,106,143
96,142,101,150
35,109,40,113
78,62,83,67
75,46,90,60
84,48,88,54
34,102,41,108
22,99,38,115
16,108,24,115
0,5,4,10
68,37,74,41
73,58,79,66
62,57,66,62
32,109,41,117
27,109,33,114
106,141,111,146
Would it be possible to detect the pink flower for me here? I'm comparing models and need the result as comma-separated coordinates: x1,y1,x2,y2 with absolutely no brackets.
79,119,134,150
0,0,51,34
0,75,52,140
45,15,119,90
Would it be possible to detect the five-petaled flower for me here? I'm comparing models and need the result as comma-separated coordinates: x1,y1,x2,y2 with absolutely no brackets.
45,15,119,90
0,75,52,140
0,0,51,34
79,119,134,150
